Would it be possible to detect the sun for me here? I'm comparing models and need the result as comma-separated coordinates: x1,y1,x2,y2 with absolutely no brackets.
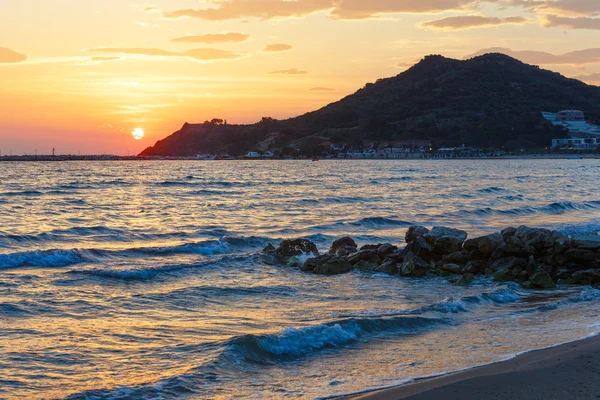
131,128,144,140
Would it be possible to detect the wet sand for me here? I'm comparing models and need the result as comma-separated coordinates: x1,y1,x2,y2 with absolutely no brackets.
345,334,600,400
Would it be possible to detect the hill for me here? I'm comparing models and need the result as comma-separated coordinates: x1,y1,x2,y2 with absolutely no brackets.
140,53,600,157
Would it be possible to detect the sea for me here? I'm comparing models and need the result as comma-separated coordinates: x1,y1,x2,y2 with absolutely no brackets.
2,159,600,399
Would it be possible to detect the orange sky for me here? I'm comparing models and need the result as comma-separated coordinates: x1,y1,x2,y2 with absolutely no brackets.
1,0,600,155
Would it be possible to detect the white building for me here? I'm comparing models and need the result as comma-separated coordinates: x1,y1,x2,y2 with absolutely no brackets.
552,137,599,150
543,110,600,137
245,152,261,158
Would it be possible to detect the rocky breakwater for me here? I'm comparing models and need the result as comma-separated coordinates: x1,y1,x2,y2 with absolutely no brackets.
261,226,600,289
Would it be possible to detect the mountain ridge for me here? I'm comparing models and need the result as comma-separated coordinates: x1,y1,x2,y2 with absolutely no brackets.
140,53,600,156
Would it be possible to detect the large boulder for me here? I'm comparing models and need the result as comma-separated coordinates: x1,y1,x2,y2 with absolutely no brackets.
572,235,600,251
442,251,470,265
302,255,333,272
494,268,515,282
329,237,358,256
277,239,319,258
462,260,488,275
377,243,397,259
489,257,527,272
565,248,600,262
400,252,430,278
405,236,433,259
354,260,379,272
530,268,556,289
423,226,468,254
514,226,554,250
477,233,504,254
572,269,600,285
441,263,462,274
374,259,398,275
347,250,382,265
405,226,429,243
314,257,352,275
464,233,503,255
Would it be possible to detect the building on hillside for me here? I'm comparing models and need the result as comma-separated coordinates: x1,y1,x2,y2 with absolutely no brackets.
543,110,600,137
552,137,599,150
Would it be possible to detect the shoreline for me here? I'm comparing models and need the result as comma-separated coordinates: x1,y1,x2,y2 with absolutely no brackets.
0,154,599,162
341,333,600,400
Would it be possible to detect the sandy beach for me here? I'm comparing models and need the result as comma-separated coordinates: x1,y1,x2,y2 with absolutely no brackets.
345,334,600,400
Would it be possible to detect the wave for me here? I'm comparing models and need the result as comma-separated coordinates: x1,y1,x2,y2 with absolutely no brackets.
226,315,448,362
0,249,86,269
0,236,266,270
526,286,600,313
478,187,505,193
0,190,44,197
68,254,253,281
455,200,600,218
350,217,412,228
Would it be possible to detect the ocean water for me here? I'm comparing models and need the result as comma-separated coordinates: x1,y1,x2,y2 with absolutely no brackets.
2,159,600,399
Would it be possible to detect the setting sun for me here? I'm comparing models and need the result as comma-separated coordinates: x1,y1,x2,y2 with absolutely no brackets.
132,128,144,140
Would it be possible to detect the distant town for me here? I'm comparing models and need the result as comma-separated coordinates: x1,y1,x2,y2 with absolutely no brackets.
3,110,600,162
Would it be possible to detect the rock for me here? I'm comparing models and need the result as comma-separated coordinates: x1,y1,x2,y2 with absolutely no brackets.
494,268,515,282
572,269,600,285
329,237,358,255
490,257,527,272
530,268,556,289
553,235,571,255
400,252,429,278
354,260,379,272
521,280,533,289
572,235,600,251
262,243,276,252
347,250,382,265
565,248,600,262
468,249,488,261
406,236,433,259
387,247,407,262
441,263,462,274
423,226,468,254
501,227,517,239
455,273,475,286
277,239,319,258
490,238,535,259
464,233,503,255
314,257,352,275
359,244,380,251
553,269,572,280
477,233,504,254
374,259,397,275
514,226,553,250
405,226,429,243
377,243,397,259
461,260,487,275
557,278,575,285
302,255,333,272
442,251,470,265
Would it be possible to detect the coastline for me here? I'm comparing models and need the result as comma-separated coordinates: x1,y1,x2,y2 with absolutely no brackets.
341,333,600,400
0,154,599,162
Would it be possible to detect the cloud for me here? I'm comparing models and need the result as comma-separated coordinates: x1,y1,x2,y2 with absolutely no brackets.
543,15,600,30
171,32,250,43
267,68,308,75
150,0,479,21
573,72,600,83
534,0,600,16
422,15,529,30
310,86,335,91
262,43,293,52
91,56,121,61
86,47,244,62
0,47,28,63
465,47,600,65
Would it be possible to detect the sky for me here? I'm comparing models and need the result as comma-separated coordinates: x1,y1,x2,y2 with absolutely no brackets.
1,0,600,155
